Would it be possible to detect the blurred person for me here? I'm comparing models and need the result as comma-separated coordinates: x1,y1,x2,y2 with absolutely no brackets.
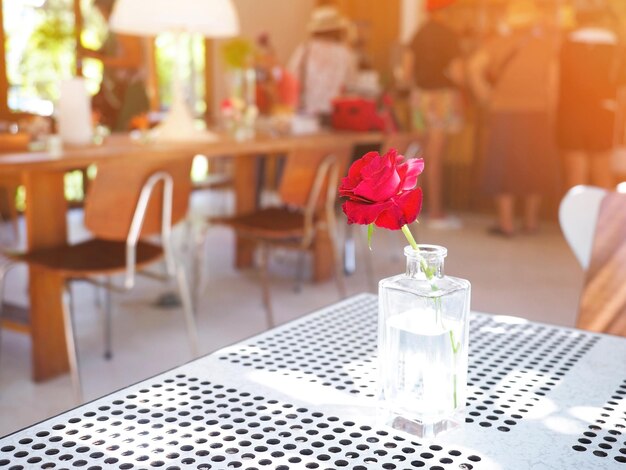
556,0,626,189
79,0,150,132
403,0,465,229
345,20,383,99
467,0,559,236
254,33,299,115
287,6,357,124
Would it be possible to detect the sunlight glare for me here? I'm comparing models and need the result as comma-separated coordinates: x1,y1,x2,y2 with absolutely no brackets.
542,416,585,436
569,406,603,425
493,315,529,325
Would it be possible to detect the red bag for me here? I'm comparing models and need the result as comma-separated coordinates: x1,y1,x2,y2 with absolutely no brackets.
331,97,385,132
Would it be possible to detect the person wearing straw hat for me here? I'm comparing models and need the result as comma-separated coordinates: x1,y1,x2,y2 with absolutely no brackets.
468,0,559,237
287,5,357,122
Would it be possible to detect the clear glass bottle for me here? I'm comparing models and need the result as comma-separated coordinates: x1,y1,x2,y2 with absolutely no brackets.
225,67,258,141
378,244,471,438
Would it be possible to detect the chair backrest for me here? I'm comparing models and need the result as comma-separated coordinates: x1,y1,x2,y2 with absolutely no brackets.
381,133,421,159
558,185,608,270
84,157,193,241
279,146,351,210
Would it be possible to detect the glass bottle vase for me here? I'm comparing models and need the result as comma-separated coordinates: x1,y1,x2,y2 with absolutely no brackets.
225,67,258,141
378,244,471,438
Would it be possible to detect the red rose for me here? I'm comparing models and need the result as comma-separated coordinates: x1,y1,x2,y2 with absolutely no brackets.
339,148,424,230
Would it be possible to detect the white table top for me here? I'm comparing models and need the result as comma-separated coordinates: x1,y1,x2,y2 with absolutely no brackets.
1,293,625,469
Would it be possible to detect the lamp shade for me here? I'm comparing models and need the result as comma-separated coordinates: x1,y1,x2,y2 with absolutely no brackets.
110,0,240,37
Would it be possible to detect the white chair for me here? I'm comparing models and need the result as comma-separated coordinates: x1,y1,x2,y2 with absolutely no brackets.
558,185,608,270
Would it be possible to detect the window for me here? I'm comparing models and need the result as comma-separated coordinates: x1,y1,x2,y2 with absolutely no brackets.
155,32,207,116
2,0,214,124
3,0,104,116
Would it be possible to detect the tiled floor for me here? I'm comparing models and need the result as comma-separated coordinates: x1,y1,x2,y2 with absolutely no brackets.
0,193,584,437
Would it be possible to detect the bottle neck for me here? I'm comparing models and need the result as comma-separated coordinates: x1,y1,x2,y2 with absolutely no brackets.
404,245,447,280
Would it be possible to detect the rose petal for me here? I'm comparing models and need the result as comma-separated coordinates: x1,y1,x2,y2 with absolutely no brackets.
340,149,424,231
397,187,423,224
354,153,402,201
398,158,425,191
353,172,401,202
338,175,360,197
347,151,378,181
339,191,372,203
385,148,399,164
342,199,392,225
374,188,423,230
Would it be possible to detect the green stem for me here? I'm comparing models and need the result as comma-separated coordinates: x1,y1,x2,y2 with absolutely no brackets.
402,225,433,280
449,330,460,409
453,372,458,409
403,223,459,409
401,224,419,251
449,330,460,354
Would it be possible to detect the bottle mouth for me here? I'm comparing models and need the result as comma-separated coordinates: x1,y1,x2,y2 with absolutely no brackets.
404,244,447,260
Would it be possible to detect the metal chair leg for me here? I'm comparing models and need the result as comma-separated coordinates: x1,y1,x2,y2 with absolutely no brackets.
8,211,19,246
175,264,200,357
0,260,15,314
331,235,347,299
326,217,347,299
343,224,356,275
61,281,83,403
103,277,112,360
259,243,275,328
0,261,13,369
293,251,305,293
191,221,209,315
179,217,194,257
0,260,20,370
3,186,20,245
360,226,376,293
93,282,102,310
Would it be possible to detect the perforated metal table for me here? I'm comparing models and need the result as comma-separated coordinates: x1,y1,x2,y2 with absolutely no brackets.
1,294,625,469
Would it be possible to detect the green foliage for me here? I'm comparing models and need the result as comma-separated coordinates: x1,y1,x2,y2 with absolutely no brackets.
15,0,76,104
80,0,108,95
64,170,84,202
155,34,176,107
155,33,206,112
221,38,255,69
15,186,26,213
14,170,85,213
191,155,209,183
5,0,107,112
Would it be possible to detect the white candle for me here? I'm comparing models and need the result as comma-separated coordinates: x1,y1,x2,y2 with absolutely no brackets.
57,78,93,146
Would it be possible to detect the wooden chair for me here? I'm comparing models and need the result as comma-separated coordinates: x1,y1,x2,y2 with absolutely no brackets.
575,190,626,336
201,146,351,327
0,157,199,400
0,133,30,243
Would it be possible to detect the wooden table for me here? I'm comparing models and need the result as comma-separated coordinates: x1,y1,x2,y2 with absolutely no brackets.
2,294,625,468
0,131,392,382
